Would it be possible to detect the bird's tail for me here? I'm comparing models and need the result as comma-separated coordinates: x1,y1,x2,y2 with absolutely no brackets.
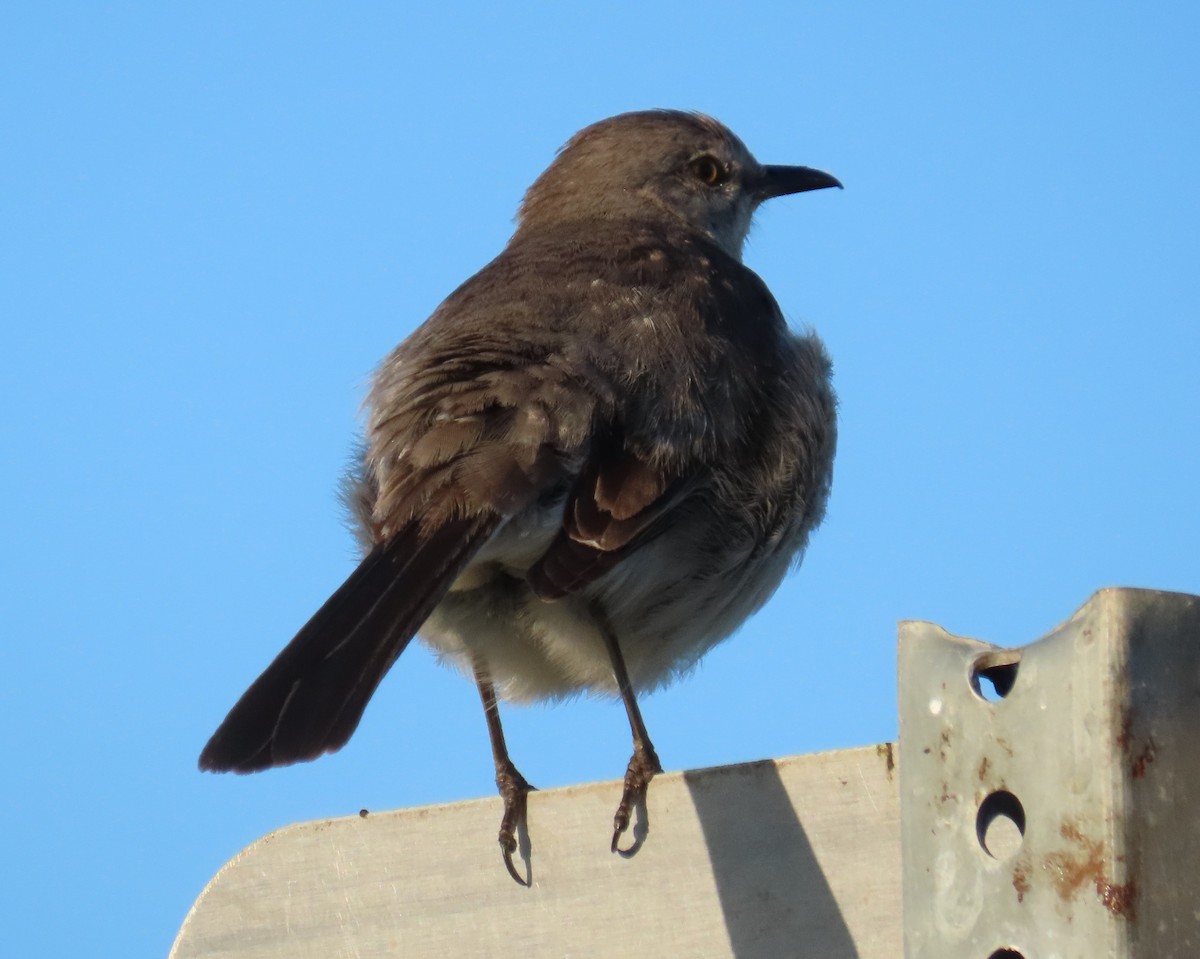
199,514,497,773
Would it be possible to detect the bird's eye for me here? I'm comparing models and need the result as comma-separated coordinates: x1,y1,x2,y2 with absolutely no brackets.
689,155,727,187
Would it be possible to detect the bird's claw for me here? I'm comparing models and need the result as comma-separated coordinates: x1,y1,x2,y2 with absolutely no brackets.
496,762,534,886
611,742,662,853
499,831,527,887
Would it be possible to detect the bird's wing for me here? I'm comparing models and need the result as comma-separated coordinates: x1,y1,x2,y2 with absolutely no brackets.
200,337,593,773
527,434,701,600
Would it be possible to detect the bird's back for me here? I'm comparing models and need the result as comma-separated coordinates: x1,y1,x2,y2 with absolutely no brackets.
358,219,837,701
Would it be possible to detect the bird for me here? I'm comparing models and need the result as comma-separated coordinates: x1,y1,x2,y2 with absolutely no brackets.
199,109,840,885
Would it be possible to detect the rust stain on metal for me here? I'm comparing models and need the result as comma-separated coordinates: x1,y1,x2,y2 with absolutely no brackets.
1012,861,1031,903
1046,821,1102,901
1130,737,1157,779
1118,703,1157,779
978,756,991,781
876,742,895,779
1042,820,1137,920
1099,878,1137,918
1116,707,1134,751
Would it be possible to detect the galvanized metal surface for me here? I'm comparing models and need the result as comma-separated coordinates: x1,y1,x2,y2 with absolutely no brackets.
900,588,1200,959
172,748,900,959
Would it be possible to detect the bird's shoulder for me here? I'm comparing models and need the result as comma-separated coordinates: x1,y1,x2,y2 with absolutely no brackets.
370,218,786,442
426,220,779,337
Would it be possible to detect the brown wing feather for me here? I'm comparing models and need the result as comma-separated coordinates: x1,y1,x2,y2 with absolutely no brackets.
529,440,697,600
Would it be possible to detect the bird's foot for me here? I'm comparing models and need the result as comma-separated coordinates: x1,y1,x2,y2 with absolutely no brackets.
611,741,662,853
495,760,535,886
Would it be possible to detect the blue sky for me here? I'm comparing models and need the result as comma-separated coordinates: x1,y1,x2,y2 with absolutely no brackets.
3,4,1197,955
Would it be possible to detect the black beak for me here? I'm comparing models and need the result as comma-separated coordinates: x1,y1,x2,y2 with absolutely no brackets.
754,165,843,200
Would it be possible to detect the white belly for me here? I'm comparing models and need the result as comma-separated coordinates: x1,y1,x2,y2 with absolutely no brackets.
417,505,798,703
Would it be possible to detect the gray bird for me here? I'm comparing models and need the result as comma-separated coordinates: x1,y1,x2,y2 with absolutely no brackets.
200,109,839,884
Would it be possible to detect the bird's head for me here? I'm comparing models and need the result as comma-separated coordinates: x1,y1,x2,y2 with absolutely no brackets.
517,110,840,260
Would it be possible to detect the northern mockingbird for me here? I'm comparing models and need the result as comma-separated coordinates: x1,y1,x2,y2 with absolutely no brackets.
200,109,840,885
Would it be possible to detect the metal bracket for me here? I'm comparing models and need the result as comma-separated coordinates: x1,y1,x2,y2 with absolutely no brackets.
900,588,1200,958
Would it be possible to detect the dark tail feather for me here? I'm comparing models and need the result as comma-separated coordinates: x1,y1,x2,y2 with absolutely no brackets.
199,514,498,773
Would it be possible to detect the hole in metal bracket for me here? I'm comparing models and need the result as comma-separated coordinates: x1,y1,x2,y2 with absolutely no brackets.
970,651,1021,702
976,790,1025,860
987,950,1025,959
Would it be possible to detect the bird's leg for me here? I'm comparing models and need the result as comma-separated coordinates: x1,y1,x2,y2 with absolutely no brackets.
592,604,663,854
473,661,534,886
